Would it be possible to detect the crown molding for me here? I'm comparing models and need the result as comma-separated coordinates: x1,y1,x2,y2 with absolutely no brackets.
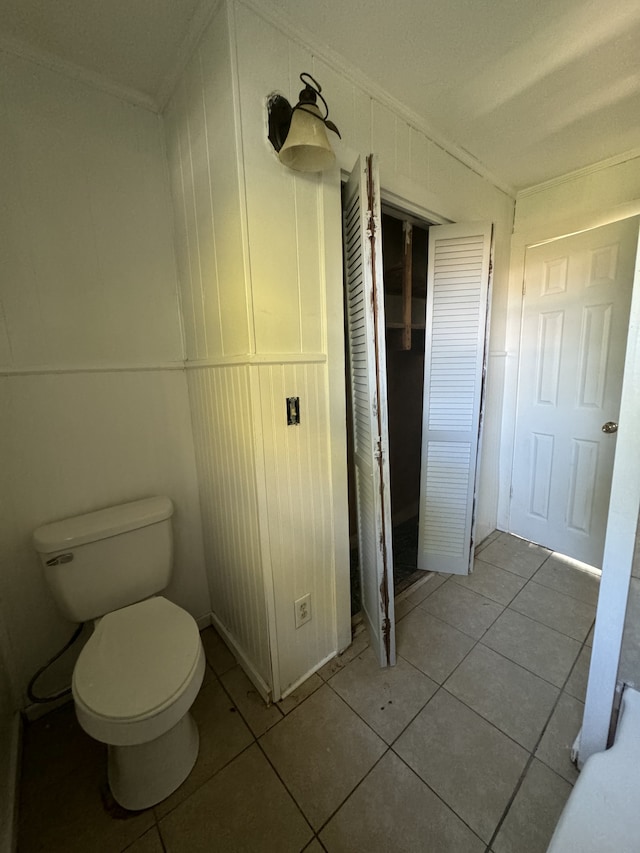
0,33,158,112
155,0,223,110
517,147,640,199
236,0,516,199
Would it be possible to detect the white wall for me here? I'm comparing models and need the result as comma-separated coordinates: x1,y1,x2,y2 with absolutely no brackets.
0,49,209,704
165,0,515,697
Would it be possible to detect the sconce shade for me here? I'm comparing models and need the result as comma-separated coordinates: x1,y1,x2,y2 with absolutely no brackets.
278,103,336,172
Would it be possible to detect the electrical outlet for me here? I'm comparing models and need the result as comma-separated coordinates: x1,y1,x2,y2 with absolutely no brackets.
294,593,311,628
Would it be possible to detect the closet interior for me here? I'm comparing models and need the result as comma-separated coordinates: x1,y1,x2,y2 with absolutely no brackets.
347,209,430,615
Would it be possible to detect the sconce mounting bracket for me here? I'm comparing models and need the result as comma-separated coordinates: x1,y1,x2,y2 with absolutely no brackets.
267,93,293,153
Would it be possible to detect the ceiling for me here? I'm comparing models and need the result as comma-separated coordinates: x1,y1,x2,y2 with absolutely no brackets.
2,0,640,191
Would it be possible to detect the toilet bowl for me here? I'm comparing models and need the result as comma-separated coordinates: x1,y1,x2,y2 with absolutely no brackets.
547,687,640,852
33,497,205,810
74,596,205,810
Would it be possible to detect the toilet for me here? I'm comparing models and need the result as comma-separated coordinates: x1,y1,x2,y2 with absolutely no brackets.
33,496,205,811
547,686,640,852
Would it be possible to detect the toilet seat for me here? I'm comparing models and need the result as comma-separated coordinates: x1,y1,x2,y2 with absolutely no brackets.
73,596,205,746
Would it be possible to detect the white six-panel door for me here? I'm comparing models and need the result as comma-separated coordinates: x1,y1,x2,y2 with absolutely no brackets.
344,155,396,667
510,218,639,567
417,222,493,575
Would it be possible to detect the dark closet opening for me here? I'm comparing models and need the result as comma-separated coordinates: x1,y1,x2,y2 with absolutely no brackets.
346,209,429,616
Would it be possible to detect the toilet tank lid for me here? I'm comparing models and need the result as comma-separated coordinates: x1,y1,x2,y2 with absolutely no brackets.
33,496,173,554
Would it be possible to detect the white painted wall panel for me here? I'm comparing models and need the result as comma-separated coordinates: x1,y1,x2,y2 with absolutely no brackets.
257,362,335,694
372,100,397,175
311,58,371,159
164,3,252,361
234,2,328,356
0,51,182,368
514,155,640,240
199,19,253,357
164,99,200,360
187,366,271,687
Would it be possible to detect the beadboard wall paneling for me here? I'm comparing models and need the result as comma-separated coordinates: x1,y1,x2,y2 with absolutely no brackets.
187,365,272,688
233,0,515,547
257,362,335,695
234,3,326,356
0,50,182,370
1,369,209,701
164,2,252,361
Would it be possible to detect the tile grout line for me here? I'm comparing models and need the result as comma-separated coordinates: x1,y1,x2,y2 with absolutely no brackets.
214,668,318,843
316,659,487,843
484,621,595,852
394,539,593,849
388,740,488,848
152,666,260,826
163,661,324,847
480,543,600,609
254,737,318,843
322,594,518,846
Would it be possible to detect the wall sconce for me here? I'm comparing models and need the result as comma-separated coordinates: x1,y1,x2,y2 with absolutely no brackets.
267,73,341,172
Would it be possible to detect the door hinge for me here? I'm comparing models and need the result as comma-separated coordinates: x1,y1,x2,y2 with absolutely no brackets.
374,437,382,459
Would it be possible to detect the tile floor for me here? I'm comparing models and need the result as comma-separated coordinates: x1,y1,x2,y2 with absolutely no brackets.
18,532,599,852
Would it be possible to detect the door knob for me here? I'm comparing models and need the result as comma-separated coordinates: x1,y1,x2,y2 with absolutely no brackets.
602,421,618,434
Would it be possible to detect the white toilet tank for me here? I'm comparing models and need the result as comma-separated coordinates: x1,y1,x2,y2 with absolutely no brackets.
33,496,174,623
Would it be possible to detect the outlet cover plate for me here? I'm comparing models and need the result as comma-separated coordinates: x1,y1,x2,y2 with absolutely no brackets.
294,593,311,628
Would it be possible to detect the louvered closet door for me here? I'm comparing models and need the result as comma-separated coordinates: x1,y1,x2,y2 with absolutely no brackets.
418,222,492,575
344,155,395,667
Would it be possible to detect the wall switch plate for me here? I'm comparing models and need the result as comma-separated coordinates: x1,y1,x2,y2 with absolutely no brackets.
286,396,300,425
294,593,311,628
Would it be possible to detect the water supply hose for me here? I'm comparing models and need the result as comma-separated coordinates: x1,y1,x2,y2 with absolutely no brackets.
27,622,84,704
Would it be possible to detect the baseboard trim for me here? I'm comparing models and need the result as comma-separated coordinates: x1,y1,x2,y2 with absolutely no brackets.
209,614,272,704
196,612,212,630
279,650,336,701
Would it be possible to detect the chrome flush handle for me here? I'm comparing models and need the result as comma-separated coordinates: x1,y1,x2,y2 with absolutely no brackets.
45,553,74,567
